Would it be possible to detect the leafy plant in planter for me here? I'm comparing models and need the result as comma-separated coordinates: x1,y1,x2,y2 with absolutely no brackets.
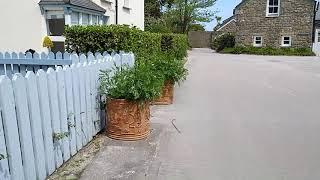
149,53,188,105
99,63,164,140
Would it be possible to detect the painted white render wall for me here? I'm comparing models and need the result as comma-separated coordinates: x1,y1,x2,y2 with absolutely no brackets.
0,0,48,52
0,0,144,52
91,0,145,30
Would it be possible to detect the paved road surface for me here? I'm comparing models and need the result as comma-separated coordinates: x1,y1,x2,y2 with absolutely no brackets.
82,49,320,180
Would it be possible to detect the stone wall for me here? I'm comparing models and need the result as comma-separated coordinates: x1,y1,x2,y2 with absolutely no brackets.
188,31,213,48
234,0,314,48
217,19,237,34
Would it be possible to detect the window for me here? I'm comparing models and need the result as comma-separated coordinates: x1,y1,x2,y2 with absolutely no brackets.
48,19,65,36
71,12,79,25
281,36,291,47
82,13,89,25
124,0,130,8
92,15,98,25
46,12,65,36
253,36,263,47
266,0,280,17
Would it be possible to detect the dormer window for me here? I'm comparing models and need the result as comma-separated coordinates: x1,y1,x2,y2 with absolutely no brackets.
266,0,280,17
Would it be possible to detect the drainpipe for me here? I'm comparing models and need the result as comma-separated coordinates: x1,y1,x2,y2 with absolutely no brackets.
115,0,118,24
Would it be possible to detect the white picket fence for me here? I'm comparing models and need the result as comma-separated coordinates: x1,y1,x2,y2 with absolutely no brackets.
0,51,135,180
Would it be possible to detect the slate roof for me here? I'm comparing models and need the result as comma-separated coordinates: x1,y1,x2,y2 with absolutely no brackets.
39,0,106,12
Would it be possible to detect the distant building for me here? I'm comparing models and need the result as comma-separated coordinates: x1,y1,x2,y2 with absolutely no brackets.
214,0,317,49
214,16,236,34
0,0,144,53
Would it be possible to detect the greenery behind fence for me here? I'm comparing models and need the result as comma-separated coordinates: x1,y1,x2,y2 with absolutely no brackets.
64,25,188,61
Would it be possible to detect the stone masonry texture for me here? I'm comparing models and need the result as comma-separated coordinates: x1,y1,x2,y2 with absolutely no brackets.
234,0,315,48
217,19,237,34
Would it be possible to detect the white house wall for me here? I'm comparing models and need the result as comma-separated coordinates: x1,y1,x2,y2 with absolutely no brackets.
0,0,144,52
0,0,48,52
91,0,145,30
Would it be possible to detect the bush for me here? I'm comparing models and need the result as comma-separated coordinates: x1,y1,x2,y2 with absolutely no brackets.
149,53,188,83
64,25,188,61
99,63,165,101
221,46,315,56
212,33,235,52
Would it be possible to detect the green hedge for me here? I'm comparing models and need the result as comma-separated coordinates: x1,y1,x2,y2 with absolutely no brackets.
222,46,315,56
64,25,188,61
211,33,235,52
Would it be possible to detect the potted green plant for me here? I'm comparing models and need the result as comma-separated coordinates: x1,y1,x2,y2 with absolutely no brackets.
99,63,164,141
150,54,188,105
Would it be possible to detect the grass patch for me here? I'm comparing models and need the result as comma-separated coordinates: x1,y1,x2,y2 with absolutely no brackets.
221,46,315,56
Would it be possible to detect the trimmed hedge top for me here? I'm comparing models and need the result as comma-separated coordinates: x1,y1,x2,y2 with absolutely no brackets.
64,25,188,61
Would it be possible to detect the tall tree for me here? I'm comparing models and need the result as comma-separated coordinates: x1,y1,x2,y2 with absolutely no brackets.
145,0,174,18
164,0,217,33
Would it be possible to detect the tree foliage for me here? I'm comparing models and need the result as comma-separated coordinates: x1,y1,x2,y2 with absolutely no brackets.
145,0,216,33
163,0,217,33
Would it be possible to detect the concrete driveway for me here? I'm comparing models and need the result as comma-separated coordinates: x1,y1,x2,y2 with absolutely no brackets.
81,49,320,180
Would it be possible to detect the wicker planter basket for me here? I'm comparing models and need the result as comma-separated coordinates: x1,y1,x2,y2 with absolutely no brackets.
153,81,174,105
106,99,150,141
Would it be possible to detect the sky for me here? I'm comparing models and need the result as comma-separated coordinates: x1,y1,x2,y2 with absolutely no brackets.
204,0,242,31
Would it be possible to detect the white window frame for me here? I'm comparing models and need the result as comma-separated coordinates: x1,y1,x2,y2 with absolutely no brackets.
253,36,263,47
281,36,292,47
82,13,89,25
71,12,79,25
123,0,130,9
266,0,280,17
70,11,103,26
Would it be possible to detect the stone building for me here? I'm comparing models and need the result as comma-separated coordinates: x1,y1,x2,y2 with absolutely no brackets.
214,16,236,34
234,0,315,48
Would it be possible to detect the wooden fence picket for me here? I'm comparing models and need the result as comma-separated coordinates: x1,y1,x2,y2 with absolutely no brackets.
12,74,37,180
47,68,63,168
18,53,27,76
11,53,19,74
4,52,12,79
33,53,41,72
91,61,100,133
0,53,5,75
25,72,47,179
85,62,93,140
71,64,83,150
56,67,71,161
78,63,88,144
37,70,55,175
64,66,77,156
0,76,25,180
0,111,10,180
